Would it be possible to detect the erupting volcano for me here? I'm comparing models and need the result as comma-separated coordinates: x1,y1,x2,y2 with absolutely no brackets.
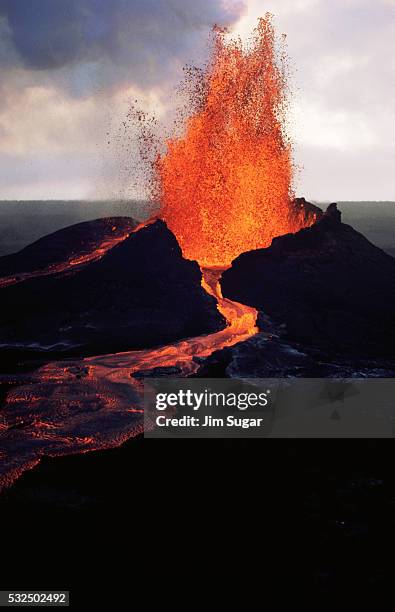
158,15,316,267
6,14,387,491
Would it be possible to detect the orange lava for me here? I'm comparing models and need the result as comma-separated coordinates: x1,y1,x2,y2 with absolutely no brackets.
158,15,315,267
0,265,259,492
0,221,134,290
201,267,257,341
83,267,258,380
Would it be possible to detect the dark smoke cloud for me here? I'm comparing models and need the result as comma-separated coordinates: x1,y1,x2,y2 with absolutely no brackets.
0,0,245,90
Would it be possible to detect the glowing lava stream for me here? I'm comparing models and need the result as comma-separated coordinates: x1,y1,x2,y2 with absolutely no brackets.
0,223,134,290
0,265,258,491
84,266,258,380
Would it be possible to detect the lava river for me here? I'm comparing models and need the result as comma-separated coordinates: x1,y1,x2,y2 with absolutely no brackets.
0,264,257,490
0,220,134,290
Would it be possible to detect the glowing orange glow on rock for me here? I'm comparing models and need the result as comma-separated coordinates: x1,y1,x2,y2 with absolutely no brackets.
158,15,315,267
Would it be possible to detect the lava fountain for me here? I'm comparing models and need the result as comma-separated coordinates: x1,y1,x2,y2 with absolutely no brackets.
157,15,316,268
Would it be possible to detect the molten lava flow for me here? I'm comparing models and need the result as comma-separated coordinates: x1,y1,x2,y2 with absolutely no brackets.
86,267,258,379
158,15,316,267
0,265,259,491
201,268,257,342
0,220,135,290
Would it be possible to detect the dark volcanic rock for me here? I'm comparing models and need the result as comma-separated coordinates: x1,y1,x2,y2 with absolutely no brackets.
0,220,225,355
221,203,395,357
0,216,136,276
195,330,395,379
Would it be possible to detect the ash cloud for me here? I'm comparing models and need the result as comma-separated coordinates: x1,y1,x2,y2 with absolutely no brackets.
0,0,245,91
0,0,245,199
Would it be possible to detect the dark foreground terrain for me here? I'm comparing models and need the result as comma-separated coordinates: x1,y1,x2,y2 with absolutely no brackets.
2,439,395,601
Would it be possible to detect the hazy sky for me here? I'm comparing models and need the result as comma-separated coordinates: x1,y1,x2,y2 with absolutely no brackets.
0,0,394,202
